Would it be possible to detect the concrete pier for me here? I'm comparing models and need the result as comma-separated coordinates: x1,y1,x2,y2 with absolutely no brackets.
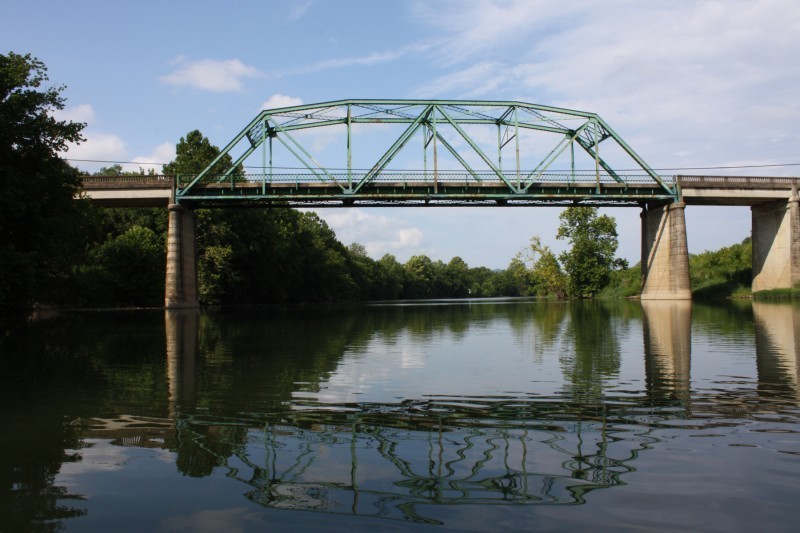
641,202,692,300
751,193,800,291
165,204,199,308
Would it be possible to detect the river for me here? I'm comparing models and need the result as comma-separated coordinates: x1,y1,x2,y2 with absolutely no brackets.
1,299,799,531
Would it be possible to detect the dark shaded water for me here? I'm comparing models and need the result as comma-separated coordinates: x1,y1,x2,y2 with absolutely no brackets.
1,299,799,531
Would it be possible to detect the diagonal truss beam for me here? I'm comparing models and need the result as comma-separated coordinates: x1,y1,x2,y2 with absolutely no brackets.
521,122,592,189
267,117,345,190
352,105,432,193
435,105,517,191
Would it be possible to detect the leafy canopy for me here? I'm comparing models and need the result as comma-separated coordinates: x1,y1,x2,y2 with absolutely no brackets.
556,207,620,298
0,52,88,310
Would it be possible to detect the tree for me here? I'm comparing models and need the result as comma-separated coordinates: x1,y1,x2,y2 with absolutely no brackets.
375,254,405,299
556,207,619,298
92,226,165,305
163,129,240,179
445,257,470,298
403,255,434,298
518,236,568,298
0,52,89,310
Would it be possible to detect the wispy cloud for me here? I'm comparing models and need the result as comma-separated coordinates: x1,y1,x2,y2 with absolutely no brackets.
276,41,437,77
160,58,263,92
288,1,314,21
411,0,583,66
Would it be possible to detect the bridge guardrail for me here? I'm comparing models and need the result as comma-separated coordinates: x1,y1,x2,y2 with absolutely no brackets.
81,175,175,188
677,175,799,188
184,172,664,186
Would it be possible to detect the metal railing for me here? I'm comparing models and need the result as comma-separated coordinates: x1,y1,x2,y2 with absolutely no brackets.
677,175,800,188
81,175,174,187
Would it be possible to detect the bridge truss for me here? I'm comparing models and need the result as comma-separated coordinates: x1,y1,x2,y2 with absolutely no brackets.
177,100,677,208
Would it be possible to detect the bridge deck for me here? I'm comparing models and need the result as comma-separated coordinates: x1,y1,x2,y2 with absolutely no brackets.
677,175,800,206
80,174,799,208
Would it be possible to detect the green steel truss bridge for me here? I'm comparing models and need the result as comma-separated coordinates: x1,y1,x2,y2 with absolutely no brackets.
176,99,676,208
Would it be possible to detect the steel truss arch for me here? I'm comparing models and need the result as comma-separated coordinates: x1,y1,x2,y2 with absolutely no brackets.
177,100,675,207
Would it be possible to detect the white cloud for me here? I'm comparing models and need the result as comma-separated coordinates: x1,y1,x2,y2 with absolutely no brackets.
315,209,427,259
261,94,303,110
52,103,95,123
61,132,126,162
160,58,263,92
124,142,176,173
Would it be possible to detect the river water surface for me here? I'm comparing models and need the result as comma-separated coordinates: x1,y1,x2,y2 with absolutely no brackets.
1,299,799,531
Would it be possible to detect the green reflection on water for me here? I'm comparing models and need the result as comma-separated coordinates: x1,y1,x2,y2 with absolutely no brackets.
1,300,800,530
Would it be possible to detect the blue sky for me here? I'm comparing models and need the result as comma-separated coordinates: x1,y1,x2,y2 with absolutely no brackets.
6,0,800,269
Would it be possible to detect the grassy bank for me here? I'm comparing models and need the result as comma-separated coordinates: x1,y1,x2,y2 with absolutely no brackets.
753,286,800,300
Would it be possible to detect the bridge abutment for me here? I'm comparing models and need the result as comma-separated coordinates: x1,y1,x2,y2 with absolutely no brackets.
165,204,199,308
751,193,800,292
641,202,692,300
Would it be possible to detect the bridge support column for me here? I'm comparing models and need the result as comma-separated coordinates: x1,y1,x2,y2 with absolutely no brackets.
752,192,800,292
641,202,692,300
165,204,199,308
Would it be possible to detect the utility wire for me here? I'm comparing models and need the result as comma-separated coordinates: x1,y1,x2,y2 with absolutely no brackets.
63,157,800,173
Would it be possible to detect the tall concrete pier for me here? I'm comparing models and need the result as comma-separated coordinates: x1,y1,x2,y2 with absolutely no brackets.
641,202,692,300
165,204,199,308
752,192,800,291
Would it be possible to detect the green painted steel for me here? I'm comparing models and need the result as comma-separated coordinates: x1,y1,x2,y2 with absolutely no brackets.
177,100,676,207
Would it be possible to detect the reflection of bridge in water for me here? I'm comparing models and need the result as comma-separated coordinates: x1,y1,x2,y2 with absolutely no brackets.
77,302,800,523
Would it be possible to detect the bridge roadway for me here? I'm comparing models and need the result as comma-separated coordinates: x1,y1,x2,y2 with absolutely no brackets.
79,174,800,307
81,174,800,207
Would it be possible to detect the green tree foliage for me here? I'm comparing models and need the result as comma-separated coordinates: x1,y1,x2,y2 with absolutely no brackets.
0,52,90,310
77,225,166,306
374,254,405,299
557,207,620,298
403,255,435,299
445,257,470,298
516,236,568,298
162,130,241,178
601,263,642,299
690,237,752,299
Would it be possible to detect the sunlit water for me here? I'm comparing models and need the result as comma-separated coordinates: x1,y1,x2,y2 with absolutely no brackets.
1,299,799,531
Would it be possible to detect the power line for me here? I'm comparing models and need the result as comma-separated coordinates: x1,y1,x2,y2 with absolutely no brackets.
63,157,800,173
